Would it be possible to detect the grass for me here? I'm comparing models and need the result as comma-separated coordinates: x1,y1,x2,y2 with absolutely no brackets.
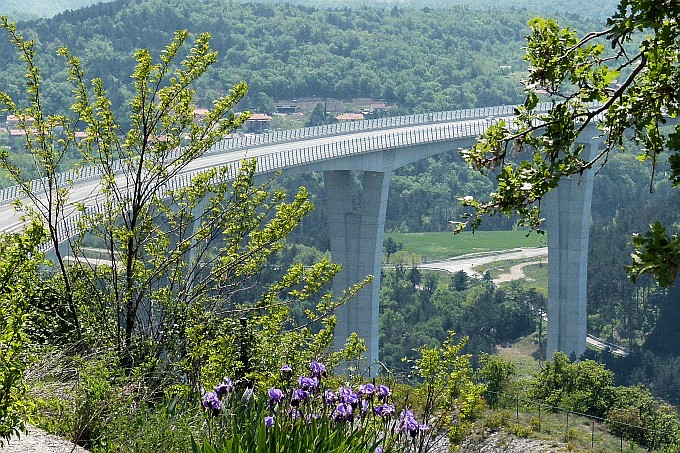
386,230,546,260
477,406,651,453
520,262,549,295
495,336,543,379
490,336,656,452
486,336,651,452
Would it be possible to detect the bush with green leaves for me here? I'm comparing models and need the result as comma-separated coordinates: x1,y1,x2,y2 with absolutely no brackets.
477,353,516,408
0,222,44,445
0,15,376,449
606,385,680,450
0,11,373,383
529,352,615,418
405,332,486,447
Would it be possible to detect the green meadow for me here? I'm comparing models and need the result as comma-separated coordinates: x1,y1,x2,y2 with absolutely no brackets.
385,230,546,260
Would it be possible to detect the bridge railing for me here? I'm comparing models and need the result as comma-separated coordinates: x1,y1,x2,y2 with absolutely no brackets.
0,102,553,208
44,116,510,249
203,102,553,156
252,117,512,175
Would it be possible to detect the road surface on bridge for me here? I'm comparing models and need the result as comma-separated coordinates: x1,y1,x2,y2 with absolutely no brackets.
0,115,495,238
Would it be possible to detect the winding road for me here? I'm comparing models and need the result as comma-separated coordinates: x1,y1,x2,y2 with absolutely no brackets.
420,247,548,279
420,247,629,357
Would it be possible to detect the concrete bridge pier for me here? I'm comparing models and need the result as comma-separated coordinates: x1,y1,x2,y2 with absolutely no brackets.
544,131,600,360
324,169,391,375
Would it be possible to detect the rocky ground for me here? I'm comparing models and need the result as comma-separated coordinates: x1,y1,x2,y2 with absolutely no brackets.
459,430,569,452
3,425,88,453
2,425,572,452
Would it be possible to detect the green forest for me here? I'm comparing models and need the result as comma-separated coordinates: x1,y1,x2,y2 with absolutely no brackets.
0,0,619,22
0,0,606,121
1,0,680,451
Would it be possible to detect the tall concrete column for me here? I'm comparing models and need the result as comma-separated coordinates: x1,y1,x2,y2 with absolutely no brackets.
324,170,391,375
544,132,600,360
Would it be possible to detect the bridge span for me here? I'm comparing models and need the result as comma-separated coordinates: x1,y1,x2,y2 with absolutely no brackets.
0,103,599,372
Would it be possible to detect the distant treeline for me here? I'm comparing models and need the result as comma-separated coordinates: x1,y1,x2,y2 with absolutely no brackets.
0,0,115,20
2,0,619,22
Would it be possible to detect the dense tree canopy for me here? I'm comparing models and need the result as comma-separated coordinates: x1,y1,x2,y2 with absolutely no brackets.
0,0,607,125
1,0,618,23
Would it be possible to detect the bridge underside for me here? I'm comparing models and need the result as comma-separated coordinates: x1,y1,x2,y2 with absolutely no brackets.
42,126,599,372
318,132,599,370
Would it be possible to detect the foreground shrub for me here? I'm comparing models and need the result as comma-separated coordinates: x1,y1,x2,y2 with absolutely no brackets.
0,222,44,445
407,333,486,447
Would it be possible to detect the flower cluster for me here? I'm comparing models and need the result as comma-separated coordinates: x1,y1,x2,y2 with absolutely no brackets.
399,409,428,437
200,361,428,450
201,377,250,417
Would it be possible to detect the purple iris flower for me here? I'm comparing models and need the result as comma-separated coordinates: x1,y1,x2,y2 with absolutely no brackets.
338,386,359,407
324,389,338,405
265,415,275,430
332,402,354,422
281,364,293,379
361,399,370,414
214,378,233,398
400,409,414,421
376,384,391,402
374,403,396,418
310,361,327,379
268,387,284,405
298,376,318,391
375,448,384,453
202,392,221,416
358,383,375,399
305,413,321,421
400,409,422,437
291,388,310,406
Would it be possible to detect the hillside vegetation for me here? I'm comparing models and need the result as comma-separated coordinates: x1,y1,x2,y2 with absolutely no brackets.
3,0,619,22
0,1,679,450
0,0,603,123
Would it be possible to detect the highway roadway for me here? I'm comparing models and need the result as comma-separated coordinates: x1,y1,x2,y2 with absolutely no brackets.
0,114,505,242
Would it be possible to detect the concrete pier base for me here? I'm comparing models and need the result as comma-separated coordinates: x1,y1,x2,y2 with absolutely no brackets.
544,132,600,360
325,170,391,375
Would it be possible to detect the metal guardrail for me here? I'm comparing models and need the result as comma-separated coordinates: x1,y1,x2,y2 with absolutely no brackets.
0,102,554,207
10,101,568,250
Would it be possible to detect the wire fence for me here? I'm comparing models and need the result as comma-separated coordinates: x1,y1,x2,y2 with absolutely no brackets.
485,389,677,452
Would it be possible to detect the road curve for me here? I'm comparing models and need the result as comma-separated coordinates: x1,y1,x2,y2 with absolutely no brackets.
420,247,548,277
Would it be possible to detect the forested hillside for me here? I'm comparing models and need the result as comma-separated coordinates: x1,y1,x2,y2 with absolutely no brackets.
2,1,680,449
259,0,618,22
1,0,620,24
0,0,603,124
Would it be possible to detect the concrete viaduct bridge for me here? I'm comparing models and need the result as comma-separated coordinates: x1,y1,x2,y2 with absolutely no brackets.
0,103,600,371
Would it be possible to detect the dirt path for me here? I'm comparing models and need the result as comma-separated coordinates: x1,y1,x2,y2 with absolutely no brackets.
493,259,547,284
420,247,548,282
